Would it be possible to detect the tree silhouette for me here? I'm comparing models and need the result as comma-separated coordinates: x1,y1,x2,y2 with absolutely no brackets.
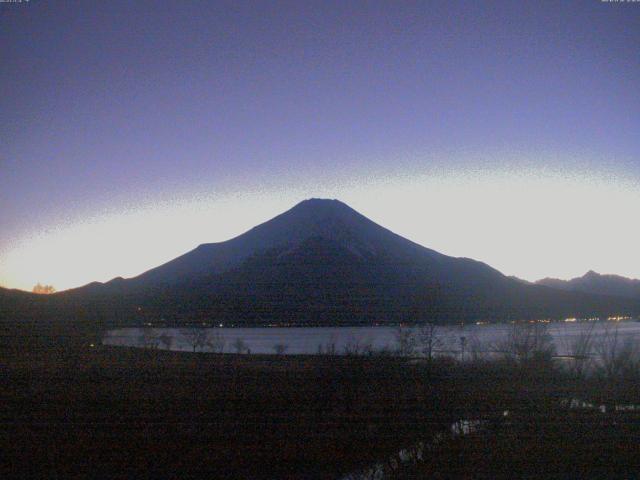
273,343,288,355
180,327,213,353
33,283,56,294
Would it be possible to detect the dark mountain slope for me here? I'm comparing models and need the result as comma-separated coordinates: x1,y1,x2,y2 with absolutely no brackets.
3,199,640,326
127,198,454,287
537,271,640,299
110,239,638,325
0,287,38,320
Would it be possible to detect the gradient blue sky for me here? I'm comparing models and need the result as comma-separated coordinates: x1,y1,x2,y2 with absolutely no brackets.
1,0,639,291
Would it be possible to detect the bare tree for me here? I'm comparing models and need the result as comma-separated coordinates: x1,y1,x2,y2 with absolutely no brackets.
459,336,467,362
273,343,288,355
561,322,596,378
497,323,556,363
317,334,338,355
467,335,488,362
361,340,374,356
180,327,213,353
343,335,373,356
210,330,226,353
159,332,173,351
232,337,248,354
595,323,640,379
395,326,417,357
138,328,160,349
417,323,440,361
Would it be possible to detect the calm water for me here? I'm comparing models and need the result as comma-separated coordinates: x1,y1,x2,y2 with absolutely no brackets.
103,321,640,357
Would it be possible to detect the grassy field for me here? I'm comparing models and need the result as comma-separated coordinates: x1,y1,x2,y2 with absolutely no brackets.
3,335,640,479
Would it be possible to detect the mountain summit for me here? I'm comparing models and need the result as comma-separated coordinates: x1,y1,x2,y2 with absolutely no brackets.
131,198,447,287
10,199,640,326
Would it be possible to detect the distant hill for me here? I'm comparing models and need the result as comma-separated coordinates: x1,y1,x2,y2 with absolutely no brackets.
3,199,640,327
0,285,57,302
536,271,640,300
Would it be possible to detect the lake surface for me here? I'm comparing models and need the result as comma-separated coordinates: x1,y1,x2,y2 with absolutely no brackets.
103,321,640,357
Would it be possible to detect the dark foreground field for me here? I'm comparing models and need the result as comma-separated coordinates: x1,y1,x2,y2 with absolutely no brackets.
3,341,640,479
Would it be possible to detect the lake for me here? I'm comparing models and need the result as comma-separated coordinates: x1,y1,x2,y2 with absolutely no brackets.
103,320,640,357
